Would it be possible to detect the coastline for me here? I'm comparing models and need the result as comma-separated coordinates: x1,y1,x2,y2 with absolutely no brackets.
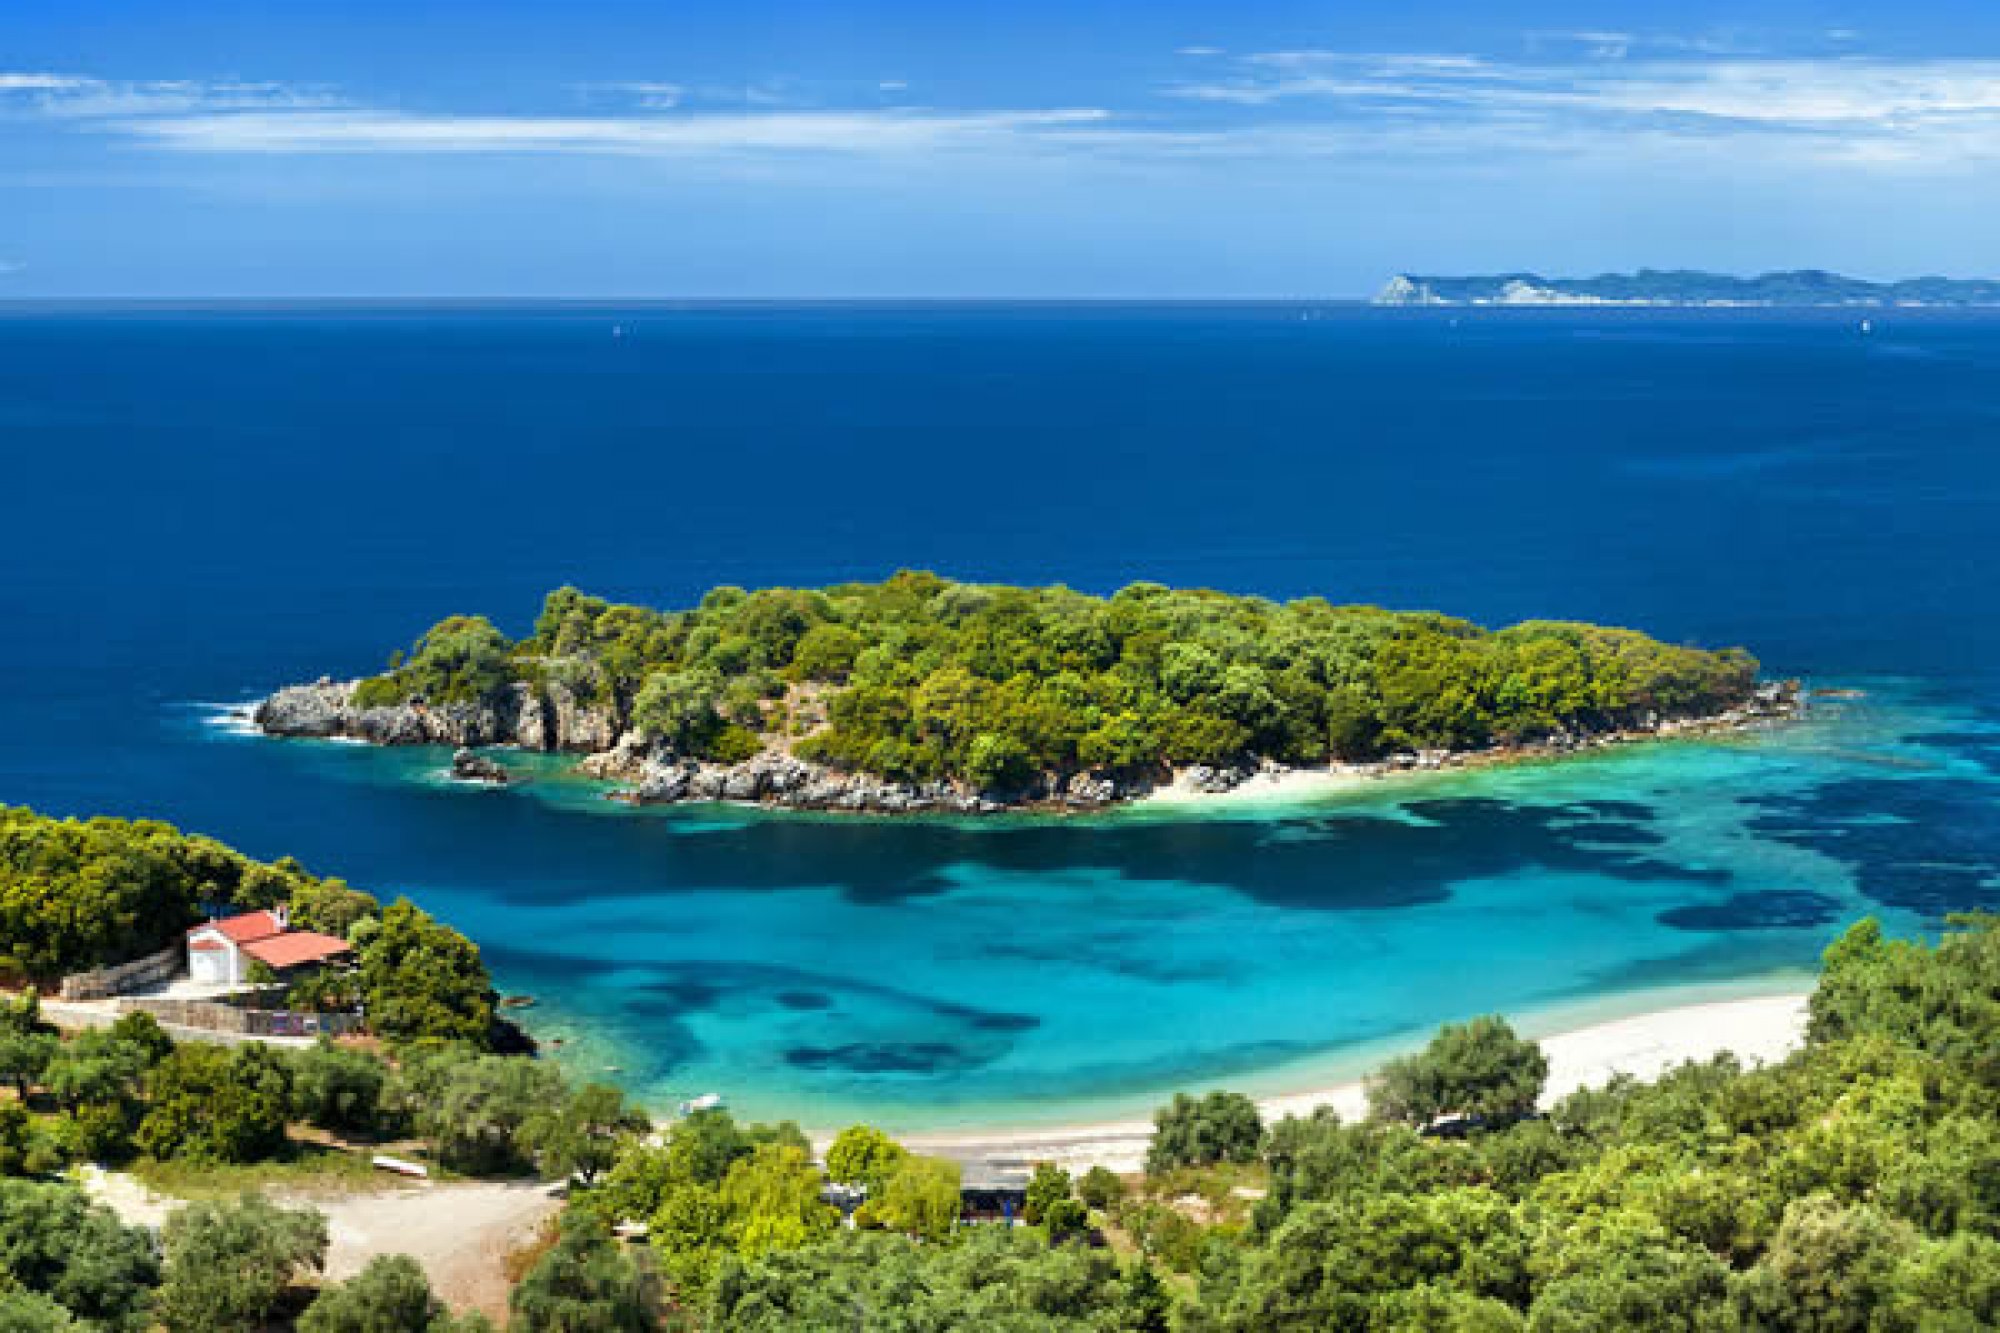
894,984,1814,1174
242,678,1807,817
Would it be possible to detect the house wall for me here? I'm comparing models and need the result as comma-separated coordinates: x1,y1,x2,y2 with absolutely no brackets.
186,928,247,986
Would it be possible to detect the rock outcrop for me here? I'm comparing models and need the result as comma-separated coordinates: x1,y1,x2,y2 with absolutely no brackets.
253,679,617,752
450,748,514,785
250,677,1805,816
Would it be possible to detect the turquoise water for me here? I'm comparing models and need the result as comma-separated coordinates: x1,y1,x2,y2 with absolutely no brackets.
6,307,2000,1132
190,682,1986,1132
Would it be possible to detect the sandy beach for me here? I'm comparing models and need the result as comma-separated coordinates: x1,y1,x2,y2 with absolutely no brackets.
900,990,1813,1174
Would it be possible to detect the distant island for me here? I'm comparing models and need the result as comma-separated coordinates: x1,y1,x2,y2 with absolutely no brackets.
251,573,1796,814
1373,269,2000,308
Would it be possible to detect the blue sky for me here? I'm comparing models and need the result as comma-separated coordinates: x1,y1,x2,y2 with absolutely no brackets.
7,1,2000,296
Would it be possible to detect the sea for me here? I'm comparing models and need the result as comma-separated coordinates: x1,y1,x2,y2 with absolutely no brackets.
2,303,1997,1132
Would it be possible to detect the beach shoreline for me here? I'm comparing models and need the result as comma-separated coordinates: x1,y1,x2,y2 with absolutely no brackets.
893,989,1814,1174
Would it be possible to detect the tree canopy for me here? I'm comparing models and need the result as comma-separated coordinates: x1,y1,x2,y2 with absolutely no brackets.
1367,1014,1550,1127
350,575,1760,788
0,804,336,982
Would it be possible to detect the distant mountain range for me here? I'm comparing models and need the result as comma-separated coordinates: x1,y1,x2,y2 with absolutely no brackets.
1373,270,2000,308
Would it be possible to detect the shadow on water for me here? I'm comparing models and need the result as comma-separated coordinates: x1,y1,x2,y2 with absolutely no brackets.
1747,777,2000,919
367,783,1722,913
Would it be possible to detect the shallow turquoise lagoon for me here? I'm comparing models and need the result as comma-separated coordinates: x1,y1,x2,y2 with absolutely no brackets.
190,684,1996,1133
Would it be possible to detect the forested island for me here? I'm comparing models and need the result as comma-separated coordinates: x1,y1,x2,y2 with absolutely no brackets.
5,800,2000,1328
253,573,1791,813
1374,268,2000,307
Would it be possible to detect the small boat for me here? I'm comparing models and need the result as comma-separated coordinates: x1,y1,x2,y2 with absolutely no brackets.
373,1154,430,1179
679,1092,725,1115
1860,319,1873,334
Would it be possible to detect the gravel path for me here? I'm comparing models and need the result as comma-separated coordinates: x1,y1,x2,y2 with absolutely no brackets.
83,1167,562,1321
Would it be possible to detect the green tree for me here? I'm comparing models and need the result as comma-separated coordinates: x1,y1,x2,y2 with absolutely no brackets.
156,1193,328,1333
662,1108,753,1187
106,1010,174,1066
0,1178,159,1332
1024,1162,1074,1226
1079,1164,1126,1211
136,1042,292,1163
1043,1196,1091,1244
651,1183,732,1297
871,1154,962,1241
0,1027,58,1099
1368,1016,1548,1127
299,1253,492,1333
0,1290,79,1331
357,615,512,706
1117,1259,1174,1333
632,669,726,753
0,1099,32,1175
789,623,865,682
719,1143,839,1259
42,1029,149,1112
289,877,382,938
1734,1196,1915,1333
508,1213,653,1333
525,1082,648,1186
359,898,496,1047
289,1038,387,1136
1147,1089,1264,1173
823,1123,907,1195
393,1049,566,1175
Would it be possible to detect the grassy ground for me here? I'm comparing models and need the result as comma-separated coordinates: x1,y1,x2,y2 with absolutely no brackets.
131,1140,403,1200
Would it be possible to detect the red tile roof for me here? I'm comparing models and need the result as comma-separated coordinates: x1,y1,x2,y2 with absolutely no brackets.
241,931,352,970
192,910,287,944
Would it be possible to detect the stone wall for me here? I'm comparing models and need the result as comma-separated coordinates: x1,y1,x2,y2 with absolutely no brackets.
58,943,185,1001
116,996,363,1039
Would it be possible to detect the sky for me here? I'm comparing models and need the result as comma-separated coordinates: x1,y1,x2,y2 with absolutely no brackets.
7,1,2000,297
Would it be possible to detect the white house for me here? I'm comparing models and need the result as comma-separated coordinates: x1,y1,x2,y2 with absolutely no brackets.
185,906,352,987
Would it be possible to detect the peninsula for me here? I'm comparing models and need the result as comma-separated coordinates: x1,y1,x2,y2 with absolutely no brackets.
1373,268,2000,308
253,573,1794,814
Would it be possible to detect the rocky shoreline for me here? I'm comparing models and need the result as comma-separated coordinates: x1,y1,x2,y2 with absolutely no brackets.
251,678,1807,815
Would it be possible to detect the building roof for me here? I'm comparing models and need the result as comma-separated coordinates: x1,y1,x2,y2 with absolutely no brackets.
241,931,352,971
191,910,287,944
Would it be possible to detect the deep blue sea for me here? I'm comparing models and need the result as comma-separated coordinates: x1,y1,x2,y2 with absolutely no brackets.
3,304,1997,1130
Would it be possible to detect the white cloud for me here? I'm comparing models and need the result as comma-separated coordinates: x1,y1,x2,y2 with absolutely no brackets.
0,73,337,118
1532,31,1635,60
1177,46,1225,58
0,73,92,91
119,107,1112,155
580,81,685,109
15,51,2000,176
1168,51,2000,139
0,259,23,275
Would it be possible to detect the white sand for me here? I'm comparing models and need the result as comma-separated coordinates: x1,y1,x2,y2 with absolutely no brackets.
900,991,1812,1174
1137,764,1382,808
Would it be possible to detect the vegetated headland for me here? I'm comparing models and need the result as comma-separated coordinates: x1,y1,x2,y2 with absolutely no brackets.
252,572,1800,815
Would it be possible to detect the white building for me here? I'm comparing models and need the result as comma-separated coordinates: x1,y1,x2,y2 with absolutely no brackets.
185,907,352,988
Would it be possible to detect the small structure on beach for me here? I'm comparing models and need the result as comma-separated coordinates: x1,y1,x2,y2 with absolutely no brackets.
959,1167,1030,1225
185,906,352,988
